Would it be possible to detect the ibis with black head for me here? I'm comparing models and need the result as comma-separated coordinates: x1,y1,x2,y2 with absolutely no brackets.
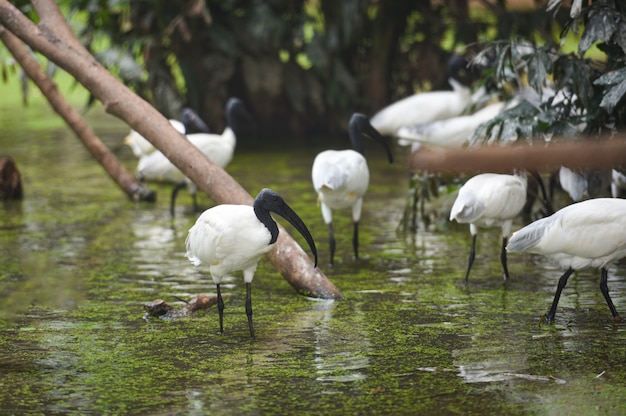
370,54,476,139
185,188,318,338
312,113,393,267
137,98,253,216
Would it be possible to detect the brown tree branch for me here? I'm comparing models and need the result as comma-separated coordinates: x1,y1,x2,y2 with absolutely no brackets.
409,138,626,174
0,0,343,300
0,24,154,201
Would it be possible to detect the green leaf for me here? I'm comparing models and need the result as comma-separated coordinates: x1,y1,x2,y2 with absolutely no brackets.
594,67,626,86
599,78,626,113
579,6,619,56
616,21,626,55
527,49,550,91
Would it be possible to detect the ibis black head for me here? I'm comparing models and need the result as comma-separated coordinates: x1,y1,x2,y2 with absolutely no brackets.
180,107,211,134
225,97,255,139
348,113,394,164
253,188,318,268
447,54,473,87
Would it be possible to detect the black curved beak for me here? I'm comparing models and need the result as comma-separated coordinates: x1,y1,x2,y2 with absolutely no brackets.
363,119,394,164
272,200,318,268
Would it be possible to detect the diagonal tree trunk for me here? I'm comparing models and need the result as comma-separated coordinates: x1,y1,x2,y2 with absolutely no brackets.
0,0,343,300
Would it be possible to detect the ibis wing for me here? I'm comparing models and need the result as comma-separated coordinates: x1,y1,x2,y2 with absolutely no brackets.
508,198,626,259
507,216,551,252
186,205,273,276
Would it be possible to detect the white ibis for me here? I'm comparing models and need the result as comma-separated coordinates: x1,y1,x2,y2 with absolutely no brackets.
124,119,186,158
312,113,393,267
370,54,475,138
396,101,506,149
124,107,210,158
507,198,626,323
185,188,318,338
136,98,252,215
557,166,588,202
371,55,488,232
612,169,626,198
449,172,528,282
555,166,612,202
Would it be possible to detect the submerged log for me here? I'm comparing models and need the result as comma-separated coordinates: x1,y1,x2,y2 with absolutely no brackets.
0,156,23,200
0,0,344,300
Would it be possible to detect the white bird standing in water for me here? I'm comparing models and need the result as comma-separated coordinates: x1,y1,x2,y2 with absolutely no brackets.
555,166,612,202
396,100,506,149
312,113,393,267
370,54,475,138
507,198,626,323
137,98,253,216
449,172,528,282
124,107,210,158
185,188,318,339
124,119,186,158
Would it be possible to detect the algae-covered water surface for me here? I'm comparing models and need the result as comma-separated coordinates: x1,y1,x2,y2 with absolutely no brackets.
1,95,626,415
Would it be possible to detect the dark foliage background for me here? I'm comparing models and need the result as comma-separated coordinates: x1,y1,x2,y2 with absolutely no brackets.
3,0,626,147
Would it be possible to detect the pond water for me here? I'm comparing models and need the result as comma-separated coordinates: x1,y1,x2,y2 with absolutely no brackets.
1,96,626,415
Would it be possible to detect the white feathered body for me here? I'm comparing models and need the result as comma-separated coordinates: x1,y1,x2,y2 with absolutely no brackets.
185,204,274,284
188,128,236,168
371,79,472,137
450,173,527,236
507,198,626,270
612,169,626,198
124,119,186,158
312,149,369,223
136,127,236,190
558,166,587,202
397,101,505,148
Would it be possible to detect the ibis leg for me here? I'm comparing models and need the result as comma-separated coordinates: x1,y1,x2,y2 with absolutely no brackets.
246,282,255,339
327,223,336,267
546,267,574,323
352,221,359,260
216,283,224,334
464,235,477,283
500,237,510,280
191,192,199,213
410,174,419,231
599,267,621,321
170,182,186,217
